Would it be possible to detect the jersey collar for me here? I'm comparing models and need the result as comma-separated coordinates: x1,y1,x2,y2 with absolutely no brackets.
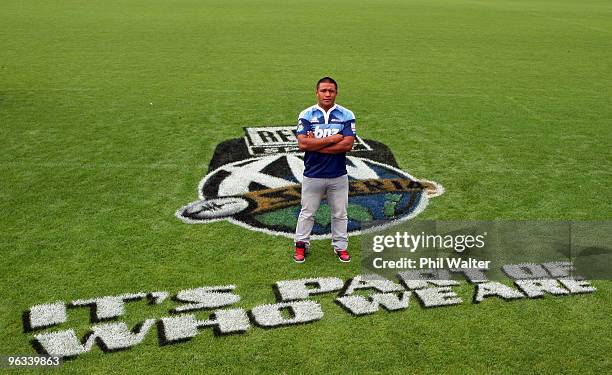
315,104,337,124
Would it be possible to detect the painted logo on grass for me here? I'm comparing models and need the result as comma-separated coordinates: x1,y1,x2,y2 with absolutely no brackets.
176,126,444,237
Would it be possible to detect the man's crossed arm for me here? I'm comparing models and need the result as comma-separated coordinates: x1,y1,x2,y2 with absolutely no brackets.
297,133,355,154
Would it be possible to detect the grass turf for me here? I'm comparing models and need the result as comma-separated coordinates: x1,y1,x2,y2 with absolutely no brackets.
1,0,611,373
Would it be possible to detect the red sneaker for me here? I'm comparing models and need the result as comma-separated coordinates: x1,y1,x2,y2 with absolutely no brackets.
335,249,351,263
294,242,307,263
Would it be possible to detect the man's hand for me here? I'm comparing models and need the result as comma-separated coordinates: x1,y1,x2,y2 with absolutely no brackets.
317,135,355,154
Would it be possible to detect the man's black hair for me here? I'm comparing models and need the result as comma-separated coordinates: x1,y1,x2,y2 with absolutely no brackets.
316,77,338,90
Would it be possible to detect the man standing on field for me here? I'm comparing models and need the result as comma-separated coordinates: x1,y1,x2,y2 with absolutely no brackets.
294,77,356,263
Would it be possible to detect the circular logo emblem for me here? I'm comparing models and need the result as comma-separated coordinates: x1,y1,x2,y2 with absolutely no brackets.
177,154,443,238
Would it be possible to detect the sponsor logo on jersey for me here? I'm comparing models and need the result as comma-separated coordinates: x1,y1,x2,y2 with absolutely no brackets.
313,127,340,138
176,126,444,238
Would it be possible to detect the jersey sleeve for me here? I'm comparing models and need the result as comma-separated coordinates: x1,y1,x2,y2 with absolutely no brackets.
296,117,312,136
341,116,356,137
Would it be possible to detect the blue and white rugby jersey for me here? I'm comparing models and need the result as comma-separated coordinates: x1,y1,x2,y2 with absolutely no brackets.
296,104,356,178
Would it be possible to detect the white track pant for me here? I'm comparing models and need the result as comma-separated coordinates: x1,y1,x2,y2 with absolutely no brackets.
294,175,349,251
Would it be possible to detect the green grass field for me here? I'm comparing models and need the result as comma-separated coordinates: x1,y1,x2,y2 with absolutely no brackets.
1,0,611,373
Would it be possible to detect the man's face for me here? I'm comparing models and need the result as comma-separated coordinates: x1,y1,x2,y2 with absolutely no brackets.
316,82,337,109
